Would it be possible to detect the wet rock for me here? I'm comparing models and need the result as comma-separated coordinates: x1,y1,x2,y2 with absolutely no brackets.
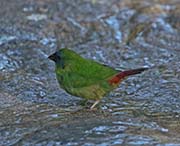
26,14,47,21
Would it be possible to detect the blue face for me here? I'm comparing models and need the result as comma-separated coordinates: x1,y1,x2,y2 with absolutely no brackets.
48,51,65,69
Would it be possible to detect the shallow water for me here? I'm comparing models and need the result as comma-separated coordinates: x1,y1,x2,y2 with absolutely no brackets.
0,0,180,145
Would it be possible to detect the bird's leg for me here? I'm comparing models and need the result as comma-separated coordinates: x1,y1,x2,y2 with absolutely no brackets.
90,100,100,109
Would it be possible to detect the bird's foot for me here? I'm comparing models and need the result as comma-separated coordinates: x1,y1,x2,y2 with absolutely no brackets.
90,100,100,110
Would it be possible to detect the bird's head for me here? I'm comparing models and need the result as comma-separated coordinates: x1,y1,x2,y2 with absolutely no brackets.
48,48,80,62
48,48,84,69
48,48,80,69
48,49,66,69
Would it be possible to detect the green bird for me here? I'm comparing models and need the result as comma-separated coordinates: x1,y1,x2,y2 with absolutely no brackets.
48,48,148,109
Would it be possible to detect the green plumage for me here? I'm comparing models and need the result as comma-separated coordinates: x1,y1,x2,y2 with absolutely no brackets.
48,48,148,109
53,48,118,100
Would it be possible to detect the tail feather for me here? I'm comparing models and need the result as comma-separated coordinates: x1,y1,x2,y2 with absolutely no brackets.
117,67,148,78
108,67,148,85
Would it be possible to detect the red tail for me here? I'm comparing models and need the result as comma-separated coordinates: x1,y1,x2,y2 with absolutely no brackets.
108,68,148,85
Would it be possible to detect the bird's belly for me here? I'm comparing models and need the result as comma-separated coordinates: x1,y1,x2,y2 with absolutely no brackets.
65,84,107,100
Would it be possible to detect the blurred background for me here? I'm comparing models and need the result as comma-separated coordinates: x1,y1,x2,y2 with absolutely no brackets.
0,0,179,145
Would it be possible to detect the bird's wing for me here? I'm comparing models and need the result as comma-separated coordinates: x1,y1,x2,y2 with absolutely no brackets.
68,59,118,88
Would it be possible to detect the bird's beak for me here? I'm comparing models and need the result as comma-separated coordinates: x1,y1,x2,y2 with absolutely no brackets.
48,53,56,62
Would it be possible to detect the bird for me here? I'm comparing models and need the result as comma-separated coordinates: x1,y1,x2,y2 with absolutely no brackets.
48,48,148,109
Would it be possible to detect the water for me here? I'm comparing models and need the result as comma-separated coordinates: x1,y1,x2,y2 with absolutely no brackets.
0,0,180,145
